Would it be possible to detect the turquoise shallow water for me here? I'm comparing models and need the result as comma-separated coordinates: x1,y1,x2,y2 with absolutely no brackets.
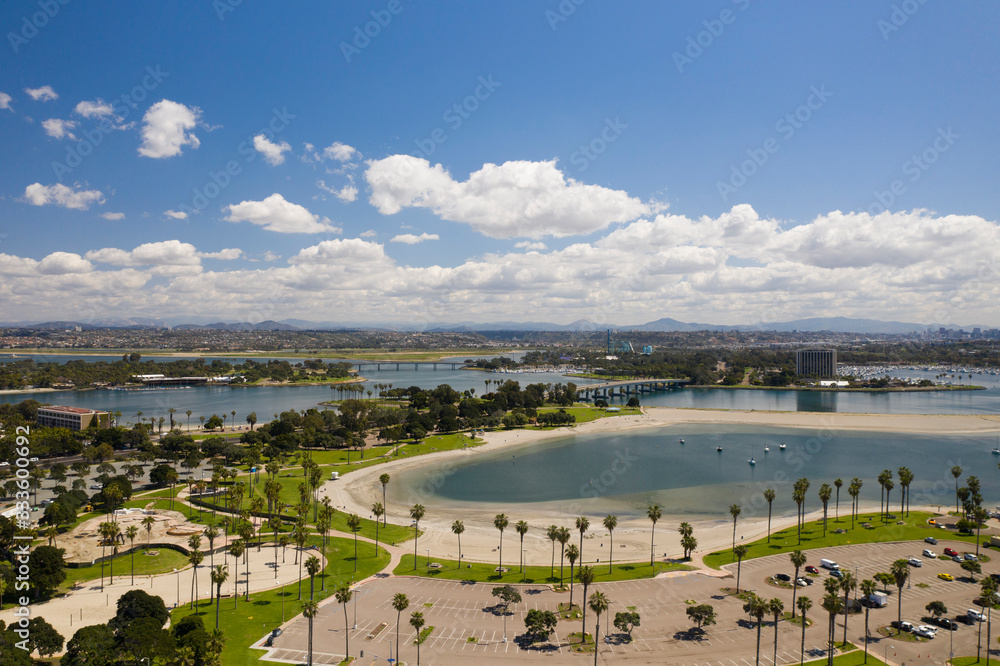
392,424,1000,520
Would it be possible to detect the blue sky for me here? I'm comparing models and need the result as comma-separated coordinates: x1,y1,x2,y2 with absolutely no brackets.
1,1,998,326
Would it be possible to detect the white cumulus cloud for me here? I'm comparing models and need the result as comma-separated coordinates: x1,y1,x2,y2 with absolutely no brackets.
317,179,358,202
0,92,12,111
224,193,340,234
38,252,92,274
324,141,359,162
25,86,57,101
23,183,104,210
164,210,188,220
391,233,439,245
253,134,291,166
515,241,548,251
291,238,388,264
101,212,125,220
365,156,652,239
74,99,115,118
138,99,202,158
41,118,78,140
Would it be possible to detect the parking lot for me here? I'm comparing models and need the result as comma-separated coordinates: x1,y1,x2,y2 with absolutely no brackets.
261,538,1000,665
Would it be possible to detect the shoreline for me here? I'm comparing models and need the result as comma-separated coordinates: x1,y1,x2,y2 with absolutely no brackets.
322,407,1000,568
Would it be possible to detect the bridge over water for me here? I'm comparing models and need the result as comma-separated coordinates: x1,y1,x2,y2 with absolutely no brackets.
352,361,473,372
578,378,690,399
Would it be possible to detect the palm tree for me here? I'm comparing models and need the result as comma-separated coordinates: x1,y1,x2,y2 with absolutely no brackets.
890,558,909,631
839,570,856,646
797,596,812,666
303,600,318,666
790,550,807,617
647,504,661,566
793,488,805,544
575,516,589,563
546,524,559,579
556,527,571,587
603,515,617,574
451,520,465,569
228,540,244,608
186,409,192,430
379,474,390,525
409,504,425,570
734,545,749,592
393,593,409,663
335,585,353,661
898,467,913,516
347,514,361,573
565,544,579,608
141,515,156,546
211,565,228,629
769,597,784,666
293,520,308,600
952,465,963,515
305,555,322,600
860,579,876,663
833,478,843,521
822,591,843,666
763,488,776,542
494,513,509,574
246,411,257,430
819,483,832,536
125,525,138,585
729,503,741,552
515,520,529,577
203,524,220,570
848,479,861,529
588,590,609,666
106,521,121,584
410,611,425,666
743,593,767,666
188,549,204,610
372,502,384,554
578,565,595,643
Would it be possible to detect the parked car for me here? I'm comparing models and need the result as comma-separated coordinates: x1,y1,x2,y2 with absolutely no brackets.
891,620,915,632
923,549,937,558
967,609,986,623
89,484,103,490
944,548,958,556
914,625,937,638
0,461,9,466
805,565,820,574
795,578,809,587
938,573,954,581
953,555,964,562
775,573,791,581
958,614,976,626
925,536,938,545
908,557,923,567
29,457,38,462
964,553,978,561
799,576,814,585
829,569,844,579
931,617,959,630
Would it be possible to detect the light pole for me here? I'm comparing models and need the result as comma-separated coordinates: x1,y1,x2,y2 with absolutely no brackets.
522,549,527,582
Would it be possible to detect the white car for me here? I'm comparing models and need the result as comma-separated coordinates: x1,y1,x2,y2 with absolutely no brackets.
795,578,809,587
914,625,937,638
29,457,38,462
0,461,9,466
922,549,936,558
908,557,923,567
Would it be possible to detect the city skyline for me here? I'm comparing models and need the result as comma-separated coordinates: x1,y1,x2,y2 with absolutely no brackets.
1,2,998,326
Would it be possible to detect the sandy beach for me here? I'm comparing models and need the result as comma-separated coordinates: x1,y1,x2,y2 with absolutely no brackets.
322,407,1000,569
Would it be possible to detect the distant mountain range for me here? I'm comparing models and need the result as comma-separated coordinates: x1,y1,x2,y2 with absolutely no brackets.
0,316,988,334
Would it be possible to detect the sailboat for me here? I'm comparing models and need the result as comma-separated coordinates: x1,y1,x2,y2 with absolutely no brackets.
679,438,685,445
716,445,723,452
779,443,786,450
748,457,756,466
763,444,770,453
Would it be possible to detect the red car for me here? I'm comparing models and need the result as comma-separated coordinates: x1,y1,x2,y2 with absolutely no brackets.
805,565,820,574
944,548,958,557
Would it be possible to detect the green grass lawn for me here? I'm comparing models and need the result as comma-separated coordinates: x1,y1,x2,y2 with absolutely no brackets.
60,547,190,591
703,511,972,569
171,536,390,666
535,405,642,423
392,553,694,583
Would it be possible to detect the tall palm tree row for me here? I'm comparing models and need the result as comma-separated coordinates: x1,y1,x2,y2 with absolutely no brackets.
603,515,617,573
494,513,509,573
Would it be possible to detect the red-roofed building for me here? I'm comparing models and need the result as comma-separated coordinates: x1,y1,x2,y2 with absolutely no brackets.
36,405,108,431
